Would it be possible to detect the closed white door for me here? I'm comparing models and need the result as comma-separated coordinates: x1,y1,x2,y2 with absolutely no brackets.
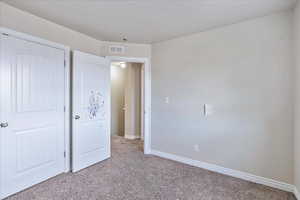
72,51,110,172
0,35,66,198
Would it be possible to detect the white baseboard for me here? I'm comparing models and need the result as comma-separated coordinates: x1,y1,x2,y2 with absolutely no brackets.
294,187,300,200
151,150,295,193
124,134,140,140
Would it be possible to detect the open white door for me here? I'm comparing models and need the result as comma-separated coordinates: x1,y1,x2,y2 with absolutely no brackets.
72,51,111,172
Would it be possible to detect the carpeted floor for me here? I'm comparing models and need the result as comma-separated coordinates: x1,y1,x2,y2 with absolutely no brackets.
6,136,296,200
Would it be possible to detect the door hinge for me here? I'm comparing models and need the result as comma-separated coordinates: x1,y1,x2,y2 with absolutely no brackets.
64,106,66,112
64,151,66,158
64,60,66,67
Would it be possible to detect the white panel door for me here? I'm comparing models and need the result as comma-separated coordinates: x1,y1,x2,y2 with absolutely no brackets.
72,51,110,172
0,35,65,198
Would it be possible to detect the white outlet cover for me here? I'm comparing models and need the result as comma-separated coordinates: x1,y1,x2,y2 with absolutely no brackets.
165,97,169,104
194,144,200,152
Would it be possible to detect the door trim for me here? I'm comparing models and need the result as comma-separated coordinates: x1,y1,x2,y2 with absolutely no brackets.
0,27,71,199
107,56,151,154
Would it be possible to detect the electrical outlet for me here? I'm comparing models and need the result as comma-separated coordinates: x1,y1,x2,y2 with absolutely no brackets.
194,144,200,152
165,97,169,104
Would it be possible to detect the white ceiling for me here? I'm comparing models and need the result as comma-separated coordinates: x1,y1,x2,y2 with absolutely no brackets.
2,0,297,44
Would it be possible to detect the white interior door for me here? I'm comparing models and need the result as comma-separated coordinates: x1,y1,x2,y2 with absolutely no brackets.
0,34,65,198
72,51,110,172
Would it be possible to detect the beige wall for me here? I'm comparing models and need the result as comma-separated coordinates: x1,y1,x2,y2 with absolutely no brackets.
293,1,300,193
151,11,294,183
125,63,142,139
0,2,151,58
111,65,126,136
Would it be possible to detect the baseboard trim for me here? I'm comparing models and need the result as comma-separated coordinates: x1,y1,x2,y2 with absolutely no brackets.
151,150,294,193
294,187,300,200
124,135,140,140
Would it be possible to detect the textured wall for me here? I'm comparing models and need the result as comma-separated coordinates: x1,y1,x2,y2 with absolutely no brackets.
111,65,126,136
293,1,300,193
125,63,142,139
151,11,294,183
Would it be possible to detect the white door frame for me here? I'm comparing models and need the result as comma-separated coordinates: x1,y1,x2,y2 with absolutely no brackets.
107,56,151,154
0,27,71,199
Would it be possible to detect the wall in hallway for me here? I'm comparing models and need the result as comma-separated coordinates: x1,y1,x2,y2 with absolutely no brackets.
111,63,142,139
293,1,300,195
125,63,142,139
111,65,126,136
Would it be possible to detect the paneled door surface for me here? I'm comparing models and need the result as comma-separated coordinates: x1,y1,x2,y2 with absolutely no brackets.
72,51,110,172
0,34,66,198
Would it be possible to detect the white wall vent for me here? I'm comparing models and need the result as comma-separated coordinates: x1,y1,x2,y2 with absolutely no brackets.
108,45,125,54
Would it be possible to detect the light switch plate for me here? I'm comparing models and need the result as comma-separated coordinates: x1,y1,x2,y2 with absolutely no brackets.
204,104,214,116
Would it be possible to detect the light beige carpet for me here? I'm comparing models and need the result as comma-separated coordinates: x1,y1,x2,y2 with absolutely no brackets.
6,136,296,200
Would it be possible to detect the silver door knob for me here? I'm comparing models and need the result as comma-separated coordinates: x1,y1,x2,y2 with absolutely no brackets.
74,115,80,120
0,122,8,128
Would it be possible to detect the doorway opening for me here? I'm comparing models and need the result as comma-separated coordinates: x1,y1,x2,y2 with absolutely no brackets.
110,62,144,151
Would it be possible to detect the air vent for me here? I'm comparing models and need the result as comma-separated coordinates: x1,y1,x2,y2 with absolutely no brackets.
108,45,125,54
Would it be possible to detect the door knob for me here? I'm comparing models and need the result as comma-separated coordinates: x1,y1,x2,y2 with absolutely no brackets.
74,115,80,120
0,122,8,128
